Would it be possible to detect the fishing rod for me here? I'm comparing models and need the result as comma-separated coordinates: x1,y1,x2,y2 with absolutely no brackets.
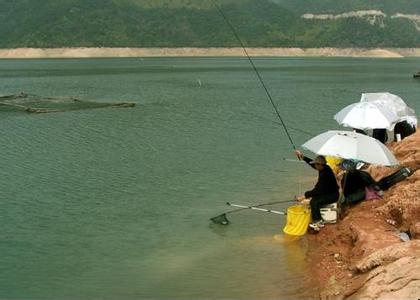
240,110,315,137
211,0,297,151
227,202,286,215
210,198,295,225
282,158,304,163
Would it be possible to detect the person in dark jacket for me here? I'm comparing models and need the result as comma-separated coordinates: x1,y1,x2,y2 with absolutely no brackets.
372,128,388,144
394,120,416,141
339,160,413,205
341,167,379,205
295,150,339,231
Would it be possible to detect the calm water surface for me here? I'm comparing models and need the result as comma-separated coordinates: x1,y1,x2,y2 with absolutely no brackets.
0,57,419,299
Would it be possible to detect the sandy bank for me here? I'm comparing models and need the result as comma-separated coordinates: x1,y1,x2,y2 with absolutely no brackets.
307,130,420,299
1,47,420,59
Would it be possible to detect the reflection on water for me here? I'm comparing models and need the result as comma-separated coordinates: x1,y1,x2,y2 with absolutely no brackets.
274,234,308,270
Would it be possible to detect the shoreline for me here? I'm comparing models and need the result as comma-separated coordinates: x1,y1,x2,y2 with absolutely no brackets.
307,130,420,299
1,47,420,59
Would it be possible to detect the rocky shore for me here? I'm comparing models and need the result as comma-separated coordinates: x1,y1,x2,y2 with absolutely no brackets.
307,130,419,299
0,47,420,58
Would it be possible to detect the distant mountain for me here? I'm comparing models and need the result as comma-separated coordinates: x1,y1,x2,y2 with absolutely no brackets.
0,0,419,48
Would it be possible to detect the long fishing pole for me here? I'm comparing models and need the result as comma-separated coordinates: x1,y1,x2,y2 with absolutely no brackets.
211,0,297,150
227,202,286,215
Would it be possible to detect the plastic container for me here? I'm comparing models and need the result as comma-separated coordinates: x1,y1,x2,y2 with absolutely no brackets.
320,202,338,223
283,205,311,236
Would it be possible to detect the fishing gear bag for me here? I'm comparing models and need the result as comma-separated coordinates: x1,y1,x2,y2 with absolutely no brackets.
377,167,412,191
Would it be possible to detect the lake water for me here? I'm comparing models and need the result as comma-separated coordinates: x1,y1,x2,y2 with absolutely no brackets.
0,56,419,299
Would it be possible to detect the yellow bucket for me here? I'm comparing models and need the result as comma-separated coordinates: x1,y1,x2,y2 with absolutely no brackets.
283,205,311,236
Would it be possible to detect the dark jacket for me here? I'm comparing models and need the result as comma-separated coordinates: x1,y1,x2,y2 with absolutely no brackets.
342,170,377,197
303,156,339,198
372,129,387,144
394,121,416,140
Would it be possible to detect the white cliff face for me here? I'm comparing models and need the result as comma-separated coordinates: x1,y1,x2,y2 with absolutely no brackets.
391,13,420,31
302,10,420,31
301,10,386,27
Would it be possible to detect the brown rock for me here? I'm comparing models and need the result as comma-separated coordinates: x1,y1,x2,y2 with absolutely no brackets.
410,222,420,239
307,129,420,299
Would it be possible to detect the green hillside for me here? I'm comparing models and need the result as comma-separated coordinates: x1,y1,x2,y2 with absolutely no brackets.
0,0,419,48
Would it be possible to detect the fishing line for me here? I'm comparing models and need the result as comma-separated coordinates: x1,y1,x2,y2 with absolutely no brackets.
211,0,297,150
239,110,314,136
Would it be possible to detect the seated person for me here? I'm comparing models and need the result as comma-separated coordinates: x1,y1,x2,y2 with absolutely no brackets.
394,120,416,141
339,160,413,205
340,162,378,205
295,150,339,231
372,128,388,144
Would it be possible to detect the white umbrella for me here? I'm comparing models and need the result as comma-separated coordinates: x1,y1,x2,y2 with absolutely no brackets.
334,101,399,130
360,92,417,127
302,130,399,166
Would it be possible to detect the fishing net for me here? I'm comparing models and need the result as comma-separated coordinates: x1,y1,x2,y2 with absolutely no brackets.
0,92,135,113
210,213,230,225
